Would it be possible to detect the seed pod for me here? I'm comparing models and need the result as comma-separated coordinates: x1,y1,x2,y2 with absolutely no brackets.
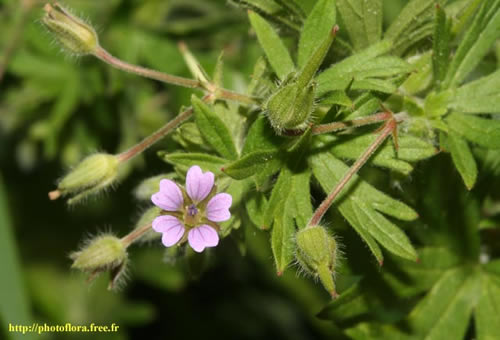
295,225,338,298
42,3,99,55
264,26,338,134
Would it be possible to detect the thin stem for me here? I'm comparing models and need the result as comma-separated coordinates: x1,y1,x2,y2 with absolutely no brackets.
94,47,260,105
283,112,407,137
121,223,152,248
312,112,392,135
95,47,200,88
308,118,397,226
216,88,260,105
116,94,210,162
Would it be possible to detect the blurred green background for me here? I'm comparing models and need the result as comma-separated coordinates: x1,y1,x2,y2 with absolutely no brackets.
0,0,437,339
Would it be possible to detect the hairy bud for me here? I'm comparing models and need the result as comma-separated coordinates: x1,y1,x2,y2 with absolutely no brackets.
295,225,338,298
265,74,316,132
71,234,128,290
42,3,99,55
264,26,338,133
49,153,120,204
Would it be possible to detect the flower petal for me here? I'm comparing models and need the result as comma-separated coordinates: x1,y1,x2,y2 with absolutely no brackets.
152,215,185,247
186,165,214,203
205,193,232,222
151,179,183,211
188,225,219,253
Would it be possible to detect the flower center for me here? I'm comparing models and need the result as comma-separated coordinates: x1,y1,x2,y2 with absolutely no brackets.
184,204,200,226
187,204,198,217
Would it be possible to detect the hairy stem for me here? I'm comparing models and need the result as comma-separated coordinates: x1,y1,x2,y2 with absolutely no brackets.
283,112,407,137
94,47,259,105
312,112,393,135
117,94,212,163
121,223,152,248
308,118,398,226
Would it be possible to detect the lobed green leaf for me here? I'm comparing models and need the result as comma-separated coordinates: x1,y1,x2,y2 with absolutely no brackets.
248,11,295,80
451,69,500,114
475,273,500,340
385,0,445,54
316,41,411,95
290,169,313,229
445,131,478,190
263,168,293,230
245,191,268,229
336,0,382,51
443,0,500,88
432,4,452,87
297,0,336,68
192,96,239,160
406,267,479,340
222,150,279,180
311,152,418,261
446,113,500,149
270,190,296,275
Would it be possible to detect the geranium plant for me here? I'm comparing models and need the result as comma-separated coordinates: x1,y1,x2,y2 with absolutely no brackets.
35,0,500,338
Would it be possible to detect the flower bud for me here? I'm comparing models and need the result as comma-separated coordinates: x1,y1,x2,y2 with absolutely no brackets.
49,153,120,204
264,26,338,133
265,76,316,132
295,225,338,297
42,3,99,55
71,234,127,272
71,234,128,290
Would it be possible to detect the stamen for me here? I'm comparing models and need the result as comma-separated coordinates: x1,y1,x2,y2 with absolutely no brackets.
187,204,198,217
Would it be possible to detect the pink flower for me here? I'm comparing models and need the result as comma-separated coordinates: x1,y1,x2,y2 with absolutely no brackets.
151,165,232,253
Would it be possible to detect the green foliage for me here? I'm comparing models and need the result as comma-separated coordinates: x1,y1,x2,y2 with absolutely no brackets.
297,0,336,68
0,175,34,340
336,0,382,51
192,96,239,160
248,10,295,80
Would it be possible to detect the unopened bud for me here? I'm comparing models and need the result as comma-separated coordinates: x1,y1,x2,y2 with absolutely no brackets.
295,225,338,297
264,26,338,133
42,3,99,55
49,153,120,204
265,76,316,132
71,234,127,272
71,234,128,290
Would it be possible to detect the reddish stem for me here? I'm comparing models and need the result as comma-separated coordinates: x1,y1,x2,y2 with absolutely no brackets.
308,118,398,226
312,112,392,135
94,47,259,105
121,223,152,248
117,105,197,163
